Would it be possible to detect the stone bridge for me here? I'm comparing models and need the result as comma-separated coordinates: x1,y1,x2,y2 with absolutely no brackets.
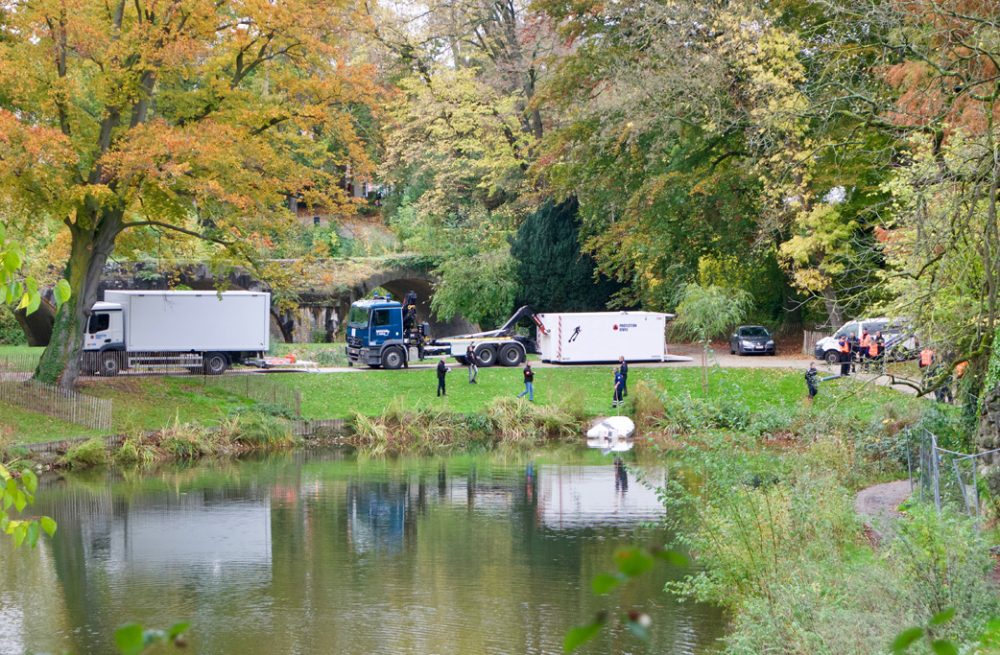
18,256,475,346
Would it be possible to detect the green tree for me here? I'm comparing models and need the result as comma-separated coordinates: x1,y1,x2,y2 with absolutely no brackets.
510,198,618,312
672,284,752,392
430,248,519,327
0,0,379,388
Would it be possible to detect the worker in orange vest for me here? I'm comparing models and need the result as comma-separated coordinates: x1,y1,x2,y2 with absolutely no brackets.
867,331,883,370
955,360,968,378
859,330,872,371
919,348,935,368
838,335,852,376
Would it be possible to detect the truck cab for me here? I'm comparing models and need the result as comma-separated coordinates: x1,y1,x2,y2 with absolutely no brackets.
84,301,125,352
345,299,411,369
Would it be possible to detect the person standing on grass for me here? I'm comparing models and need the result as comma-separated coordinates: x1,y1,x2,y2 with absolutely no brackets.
466,343,478,384
618,356,629,397
805,362,819,403
436,357,449,397
612,366,624,408
517,363,534,401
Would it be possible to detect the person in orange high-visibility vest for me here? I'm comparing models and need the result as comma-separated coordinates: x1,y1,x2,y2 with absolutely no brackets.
919,348,935,369
838,335,852,376
859,330,872,371
955,360,968,378
867,331,883,370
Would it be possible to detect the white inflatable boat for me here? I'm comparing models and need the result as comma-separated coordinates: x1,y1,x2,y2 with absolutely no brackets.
586,416,636,452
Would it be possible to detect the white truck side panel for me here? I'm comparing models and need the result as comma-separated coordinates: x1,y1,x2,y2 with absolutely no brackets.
537,312,668,363
103,291,270,352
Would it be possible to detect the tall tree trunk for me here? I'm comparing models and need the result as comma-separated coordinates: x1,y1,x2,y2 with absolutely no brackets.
35,210,122,390
821,285,843,329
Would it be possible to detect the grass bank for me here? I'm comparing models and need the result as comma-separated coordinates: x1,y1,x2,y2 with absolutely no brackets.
2,361,912,447
623,378,998,653
53,410,299,470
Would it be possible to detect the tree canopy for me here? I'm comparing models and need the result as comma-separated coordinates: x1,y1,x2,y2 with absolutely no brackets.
0,0,380,386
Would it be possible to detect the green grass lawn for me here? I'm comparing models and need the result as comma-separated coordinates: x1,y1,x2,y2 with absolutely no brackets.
0,401,104,445
1,361,918,446
251,364,907,421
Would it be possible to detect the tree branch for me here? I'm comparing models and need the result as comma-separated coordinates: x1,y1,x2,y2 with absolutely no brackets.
119,221,233,245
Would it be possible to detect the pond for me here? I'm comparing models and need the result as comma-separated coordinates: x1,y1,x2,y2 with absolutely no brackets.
0,450,725,654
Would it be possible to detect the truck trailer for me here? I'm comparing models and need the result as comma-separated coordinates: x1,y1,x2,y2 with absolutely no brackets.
537,311,673,363
84,290,271,375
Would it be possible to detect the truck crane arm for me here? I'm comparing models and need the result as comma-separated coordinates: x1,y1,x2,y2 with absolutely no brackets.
445,306,548,340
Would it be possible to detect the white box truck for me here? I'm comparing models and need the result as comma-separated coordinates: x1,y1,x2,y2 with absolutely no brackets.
83,290,270,375
537,311,673,363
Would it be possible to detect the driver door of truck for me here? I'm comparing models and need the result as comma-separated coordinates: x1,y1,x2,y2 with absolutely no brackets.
370,309,401,346
84,310,124,351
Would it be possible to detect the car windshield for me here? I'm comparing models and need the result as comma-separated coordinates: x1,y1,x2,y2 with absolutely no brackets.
347,306,370,326
739,327,769,337
835,323,857,338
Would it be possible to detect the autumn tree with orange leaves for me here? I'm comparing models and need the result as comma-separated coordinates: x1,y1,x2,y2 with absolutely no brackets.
0,0,379,387
814,0,1000,398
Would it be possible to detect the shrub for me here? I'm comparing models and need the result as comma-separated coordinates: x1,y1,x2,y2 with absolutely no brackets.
724,556,911,655
654,393,753,433
60,438,109,469
113,436,157,466
632,380,665,431
668,470,857,609
158,421,212,460
347,398,578,455
0,306,26,345
887,505,1000,639
220,411,295,448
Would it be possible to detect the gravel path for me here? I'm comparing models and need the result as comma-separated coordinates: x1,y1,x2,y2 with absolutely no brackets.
854,479,912,543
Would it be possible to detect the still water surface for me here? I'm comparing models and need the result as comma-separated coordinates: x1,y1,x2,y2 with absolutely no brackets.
0,450,724,654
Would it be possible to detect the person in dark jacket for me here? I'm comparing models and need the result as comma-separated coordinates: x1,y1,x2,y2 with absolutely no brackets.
805,362,819,402
466,343,478,384
838,335,852,376
618,356,629,397
612,367,624,408
436,358,448,397
517,363,534,401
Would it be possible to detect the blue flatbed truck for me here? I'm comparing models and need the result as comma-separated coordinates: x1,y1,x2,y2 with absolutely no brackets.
344,299,541,369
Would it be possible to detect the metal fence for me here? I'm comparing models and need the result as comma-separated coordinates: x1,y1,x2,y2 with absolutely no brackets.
906,428,998,523
0,377,113,431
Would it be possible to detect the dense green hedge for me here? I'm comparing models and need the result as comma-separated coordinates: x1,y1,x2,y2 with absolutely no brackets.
0,306,26,345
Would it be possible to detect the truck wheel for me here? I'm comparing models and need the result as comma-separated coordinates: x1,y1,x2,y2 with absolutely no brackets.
823,350,840,366
455,356,469,366
99,352,121,377
475,345,497,367
499,343,525,367
203,352,229,375
382,347,405,370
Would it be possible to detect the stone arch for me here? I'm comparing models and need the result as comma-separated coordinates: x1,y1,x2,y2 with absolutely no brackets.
14,298,57,347
352,272,475,338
